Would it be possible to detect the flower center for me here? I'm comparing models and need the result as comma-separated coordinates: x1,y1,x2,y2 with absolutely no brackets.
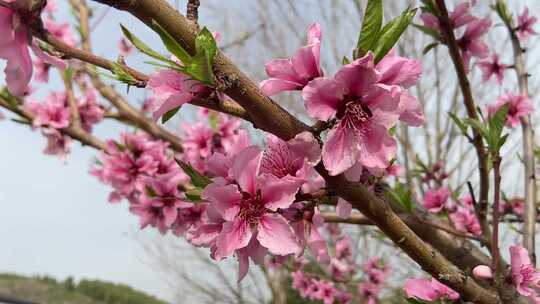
337,99,373,133
238,191,266,226
260,141,301,178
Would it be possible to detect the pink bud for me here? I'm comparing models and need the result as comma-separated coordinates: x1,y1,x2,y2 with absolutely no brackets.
473,265,493,279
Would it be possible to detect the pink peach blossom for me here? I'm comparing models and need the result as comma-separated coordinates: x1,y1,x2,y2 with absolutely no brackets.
302,52,401,175
0,6,64,95
488,93,533,128
422,187,451,213
404,278,459,301
510,245,540,297
478,53,507,84
202,146,302,279
45,19,77,47
517,7,537,41
260,23,322,95
457,17,491,71
118,37,133,56
147,69,205,121
78,88,104,132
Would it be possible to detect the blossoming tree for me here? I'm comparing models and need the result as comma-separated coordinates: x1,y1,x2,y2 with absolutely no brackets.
0,0,539,303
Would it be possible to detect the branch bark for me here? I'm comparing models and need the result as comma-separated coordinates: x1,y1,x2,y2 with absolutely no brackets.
498,0,537,264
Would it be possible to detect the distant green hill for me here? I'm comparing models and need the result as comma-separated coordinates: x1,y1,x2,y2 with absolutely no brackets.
0,273,168,304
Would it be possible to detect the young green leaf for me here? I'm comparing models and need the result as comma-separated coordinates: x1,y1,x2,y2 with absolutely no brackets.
487,103,509,152
110,62,139,86
183,27,217,85
175,159,213,188
464,118,489,140
195,27,218,64
355,0,383,58
412,23,441,39
373,8,418,63
120,24,172,63
448,112,469,136
422,42,439,55
151,20,193,65
161,106,180,124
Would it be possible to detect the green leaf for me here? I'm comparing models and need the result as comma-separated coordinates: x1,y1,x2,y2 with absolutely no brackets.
195,27,217,64
448,112,469,136
487,103,509,152
342,56,350,65
489,103,509,139
373,8,417,63
161,106,180,124
420,0,438,16
412,23,441,39
492,2,513,26
151,20,193,65
120,24,172,63
110,62,139,86
185,188,203,202
64,67,74,82
385,183,415,213
185,27,217,85
422,42,439,55
464,118,489,140
355,0,383,58
176,159,213,188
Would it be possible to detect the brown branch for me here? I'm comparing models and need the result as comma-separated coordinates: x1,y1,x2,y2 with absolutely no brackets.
498,0,537,265
434,0,493,252
186,0,200,24
0,96,106,151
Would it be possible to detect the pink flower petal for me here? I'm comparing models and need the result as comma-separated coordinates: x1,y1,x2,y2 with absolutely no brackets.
257,214,300,255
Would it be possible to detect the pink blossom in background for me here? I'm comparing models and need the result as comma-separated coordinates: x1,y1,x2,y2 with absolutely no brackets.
45,19,77,47
478,53,507,84
302,52,401,176
312,280,337,304
25,92,71,129
202,146,302,281
517,7,537,41
33,57,51,83
449,205,481,235
358,281,380,304
260,23,322,95
118,37,134,56
488,93,533,128
42,128,71,160
457,17,492,71
422,187,451,213
91,132,171,203
131,170,192,234
78,88,104,132
420,1,476,31
147,69,205,121
404,278,459,301
510,245,540,298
